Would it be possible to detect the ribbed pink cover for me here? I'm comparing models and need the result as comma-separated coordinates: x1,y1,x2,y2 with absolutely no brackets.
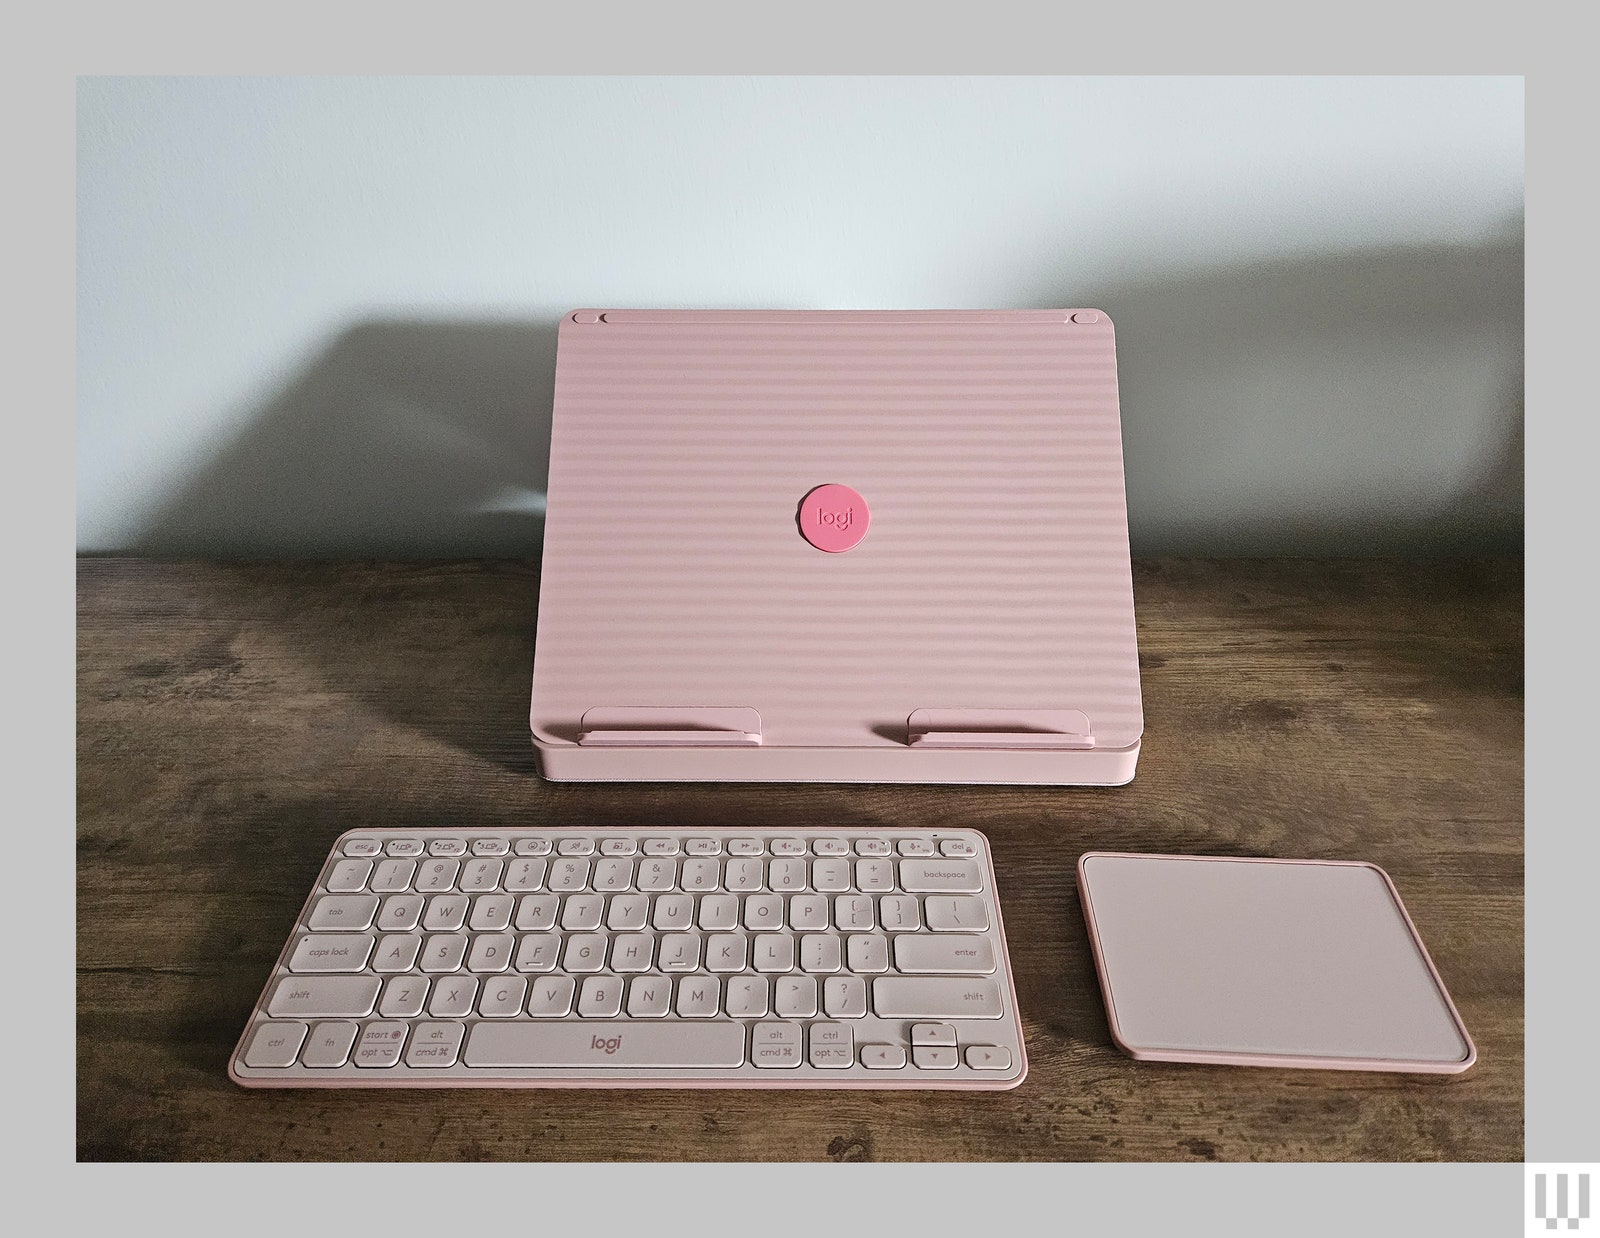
530,310,1143,784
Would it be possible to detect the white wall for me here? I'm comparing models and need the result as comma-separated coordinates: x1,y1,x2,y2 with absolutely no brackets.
76,76,1523,556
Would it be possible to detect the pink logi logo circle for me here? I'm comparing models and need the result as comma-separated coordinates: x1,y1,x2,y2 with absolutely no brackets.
798,484,870,553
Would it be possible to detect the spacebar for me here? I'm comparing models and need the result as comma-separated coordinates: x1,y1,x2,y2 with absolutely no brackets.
464,1022,747,1068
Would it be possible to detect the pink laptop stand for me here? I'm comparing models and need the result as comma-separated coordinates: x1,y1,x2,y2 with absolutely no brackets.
530,310,1144,784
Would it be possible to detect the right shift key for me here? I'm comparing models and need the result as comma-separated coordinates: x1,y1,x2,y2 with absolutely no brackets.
873,977,1004,1019
898,858,983,892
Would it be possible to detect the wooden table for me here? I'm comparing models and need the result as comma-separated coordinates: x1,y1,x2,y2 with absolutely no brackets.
76,558,1523,1161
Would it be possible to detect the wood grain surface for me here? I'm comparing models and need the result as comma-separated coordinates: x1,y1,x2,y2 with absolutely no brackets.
76,558,1523,1162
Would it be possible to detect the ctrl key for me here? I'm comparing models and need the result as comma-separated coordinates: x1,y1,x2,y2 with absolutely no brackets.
243,1021,308,1068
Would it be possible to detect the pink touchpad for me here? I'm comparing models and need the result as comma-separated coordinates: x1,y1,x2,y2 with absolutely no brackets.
798,484,870,553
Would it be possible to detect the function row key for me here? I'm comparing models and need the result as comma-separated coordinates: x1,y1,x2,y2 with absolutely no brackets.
428,839,468,857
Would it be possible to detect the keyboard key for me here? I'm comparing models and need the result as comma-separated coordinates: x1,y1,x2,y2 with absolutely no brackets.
813,839,849,856
774,975,818,1018
325,860,372,892
289,933,374,973
769,858,808,891
725,858,764,891
965,1045,1012,1071
472,838,510,856
675,974,720,1017
465,1021,745,1068
728,838,763,855
697,893,739,930
753,933,794,972
469,894,515,931
504,858,547,891
812,858,851,892
879,895,922,932
872,977,1004,1019
415,859,459,892
772,839,806,856
372,933,422,972
301,1020,358,1067
658,932,701,970
371,859,417,892
896,839,935,857
593,859,635,891
386,839,425,857
420,933,468,972
600,838,637,855
459,859,503,892
557,838,596,856
611,932,655,971
307,895,377,932
899,858,982,893
428,976,478,1017
939,839,976,857
743,894,784,929
855,859,895,892
643,838,680,856
854,839,891,856
913,1045,958,1070
681,858,721,891
267,975,379,1018
467,933,514,972
514,894,559,931
606,893,651,930
626,975,672,1018
527,975,576,1017
560,893,605,930
860,1043,906,1069
790,894,830,930
515,837,552,856
564,933,608,972
548,859,591,890
244,1021,307,1067
427,838,467,857
685,837,721,855
800,933,842,973
750,1021,802,1068
341,838,381,857
422,895,468,931
513,933,560,973
834,895,875,930
823,975,867,1018
653,893,695,930
809,1022,853,1068
846,933,889,973
894,934,995,974
706,933,747,972
911,1023,957,1046
579,976,624,1017
405,1022,465,1067
377,894,423,931
724,975,769,1017
924,896,989,932
354,1021,408,1066
637,859,677,891
379,975,429,1018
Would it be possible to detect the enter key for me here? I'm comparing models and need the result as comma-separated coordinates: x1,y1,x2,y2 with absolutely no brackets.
891,934,996,975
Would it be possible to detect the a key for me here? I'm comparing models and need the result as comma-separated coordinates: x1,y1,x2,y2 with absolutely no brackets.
548,859,591,891
637,858,677,891
371,933,422,972
724,975,769,1017
467,933,514,972
469,894,515,931
243,1021,307,1067
514,894,559,931
675,974,720,1017
342,838,381,857
370,859,417,893
428,976,479,1018
354,1022,408,1067
606,892,650,930
405,1022,465,1067
515,837,552,856
610,933,655,972
427,838,467,857
685,838,721,855
811,858,851,893
833,895,875,930
422,894,468,932
705,933,748,972
300,1021,358,1068
593,858,634,891
578,976,624,1018
526,974,576,1017
414,859,459,892
560,893,606,930
307,894,378,931
377,894,423,931
965,1045,1012,1071
514,933,560,973
808,1021,853,1068
643,838,681,856
420,933,469,972
653,893,696,930
471,838,510,857
789,894,831,930
853,839,891,856
855,859,895,893
728,838,763,856
626,975,672,1017
267,975,380,1018
557,838,596,856
913,1045,959,1069
696,893,739,930
774,975,818,1018
658,932,701,970
823,975,868,1018
504,858,547,892
846,933,889,973
288,933,374,973
459,859,503,892
325,859,372,892
465,1022,745,1068
386,839,425,858
911,1022,957,1046
800,933,843,973
939,839,977,857
753,933,794,972
772,839,806,856
564,933,608,972
750,1021,802,1068
681,858,721,890
725,858,765,891
878,895,922,931
768,858,808,890
923,896,989,932
898,858,982,893
894,934,996,974
896,839,935,857
872,977,1004,1019
599,838,637,856
813,839,849,856
379,975,430,1017
859,1043,907,1069
743,894,784,929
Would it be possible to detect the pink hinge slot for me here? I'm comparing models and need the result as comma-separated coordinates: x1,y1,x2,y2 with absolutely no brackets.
577,707,763,748
906,708,1095,750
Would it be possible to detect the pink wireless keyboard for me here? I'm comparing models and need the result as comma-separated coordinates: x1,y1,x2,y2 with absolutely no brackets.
230,827,1027,1089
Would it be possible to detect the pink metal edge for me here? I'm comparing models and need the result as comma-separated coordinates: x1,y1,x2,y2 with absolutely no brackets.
1074,851,1478,1076
230,827,1028,1092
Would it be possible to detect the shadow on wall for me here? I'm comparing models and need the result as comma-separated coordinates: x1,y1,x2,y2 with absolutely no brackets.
133,235,1523,559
